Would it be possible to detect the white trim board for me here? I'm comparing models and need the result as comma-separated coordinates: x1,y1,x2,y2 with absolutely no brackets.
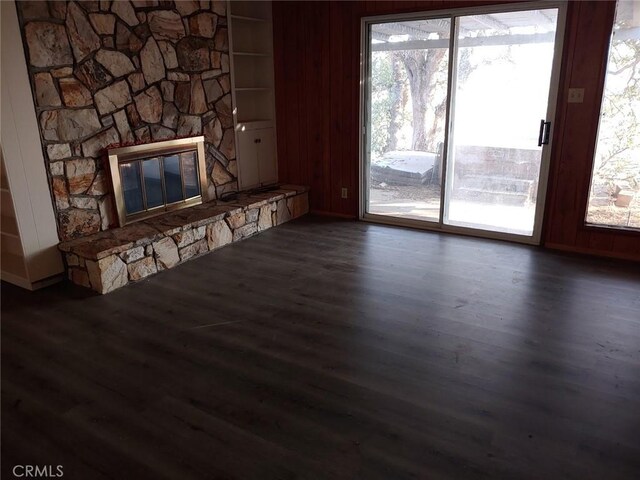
1,0,64,286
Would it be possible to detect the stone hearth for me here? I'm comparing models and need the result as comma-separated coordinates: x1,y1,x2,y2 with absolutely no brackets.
60,186,309,293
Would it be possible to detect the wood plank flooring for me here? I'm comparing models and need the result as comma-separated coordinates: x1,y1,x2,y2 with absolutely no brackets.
2,216,640,480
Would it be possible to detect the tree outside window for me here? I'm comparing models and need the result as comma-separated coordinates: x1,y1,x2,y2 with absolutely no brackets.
586,1,640,229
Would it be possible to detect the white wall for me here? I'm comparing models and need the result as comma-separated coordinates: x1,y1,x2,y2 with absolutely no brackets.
1,0,64,288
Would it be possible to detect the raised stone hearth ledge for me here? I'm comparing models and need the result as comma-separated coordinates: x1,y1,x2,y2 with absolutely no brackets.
60,186,309,294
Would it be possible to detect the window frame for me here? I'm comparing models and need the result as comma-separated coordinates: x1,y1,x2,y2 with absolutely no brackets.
358,1,567,245
583,0,640,233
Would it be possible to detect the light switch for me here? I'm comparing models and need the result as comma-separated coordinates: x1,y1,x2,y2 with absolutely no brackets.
568,88,585,103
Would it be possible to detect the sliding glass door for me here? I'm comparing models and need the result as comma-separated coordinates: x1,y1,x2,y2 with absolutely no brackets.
365,19,450,222
362,3,564,243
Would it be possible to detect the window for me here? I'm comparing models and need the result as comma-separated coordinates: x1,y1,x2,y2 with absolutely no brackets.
586,1,640,230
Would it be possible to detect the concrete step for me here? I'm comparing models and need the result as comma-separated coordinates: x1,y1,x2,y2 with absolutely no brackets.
453,187,530,206
456,175,534,195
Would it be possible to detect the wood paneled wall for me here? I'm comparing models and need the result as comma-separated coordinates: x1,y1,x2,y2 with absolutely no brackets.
273,0,640,260
542,1,640,260
273,0,355,217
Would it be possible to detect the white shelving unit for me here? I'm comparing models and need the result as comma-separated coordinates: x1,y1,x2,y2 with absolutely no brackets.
228,0,278,190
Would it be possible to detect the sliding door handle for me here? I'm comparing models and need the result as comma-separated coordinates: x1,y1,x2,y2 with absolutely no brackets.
537,120,545,146
538,120,551,146
543,121,551,145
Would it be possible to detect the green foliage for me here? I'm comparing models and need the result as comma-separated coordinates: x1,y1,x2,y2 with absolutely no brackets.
369,45,504,159
370,52,394,159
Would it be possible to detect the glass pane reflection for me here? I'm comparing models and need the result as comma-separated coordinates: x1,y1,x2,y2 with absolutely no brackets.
120,161,144,214
142,158,163,208
164,155,183,203
182,152,200,198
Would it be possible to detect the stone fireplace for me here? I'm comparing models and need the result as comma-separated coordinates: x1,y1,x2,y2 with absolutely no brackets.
15,1,310,294
16,0,237,242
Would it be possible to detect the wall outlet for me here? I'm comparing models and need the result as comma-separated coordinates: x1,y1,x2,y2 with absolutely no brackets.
568,88,585,103
341,187,348,199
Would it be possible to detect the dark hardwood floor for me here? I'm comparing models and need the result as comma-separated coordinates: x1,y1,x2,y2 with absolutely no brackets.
2,216,640,480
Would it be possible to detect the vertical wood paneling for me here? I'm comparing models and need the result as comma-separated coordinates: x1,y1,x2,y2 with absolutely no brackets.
613,234,640,257
283,4,300,185
320,4,332,213
542,0,638,260
273,0,639,259
298,4,310,188
343,0,357,215
569,1,614,249
543,0,580,247
306,2,322,212
272,2,288,184
290,5,302,184
329,0,344,213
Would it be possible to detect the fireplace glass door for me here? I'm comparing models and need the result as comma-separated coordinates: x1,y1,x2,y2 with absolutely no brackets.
108,136,208,227
120,151,201,217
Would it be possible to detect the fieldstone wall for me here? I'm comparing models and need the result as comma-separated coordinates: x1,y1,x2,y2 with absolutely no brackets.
16,0,237,241
60,186,310,294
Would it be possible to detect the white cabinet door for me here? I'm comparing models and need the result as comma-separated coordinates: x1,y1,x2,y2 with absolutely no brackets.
237,129,260,190
237,127,277,189
255,128,277,186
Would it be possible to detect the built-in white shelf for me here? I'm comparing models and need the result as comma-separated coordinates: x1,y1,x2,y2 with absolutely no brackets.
228,0,278,191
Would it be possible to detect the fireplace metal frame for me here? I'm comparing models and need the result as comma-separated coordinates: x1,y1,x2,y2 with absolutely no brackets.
108,136,208,227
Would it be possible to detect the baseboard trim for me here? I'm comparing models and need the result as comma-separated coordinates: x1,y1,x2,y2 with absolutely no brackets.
310,210,357,219
1,271,65,291
544,242,640,262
